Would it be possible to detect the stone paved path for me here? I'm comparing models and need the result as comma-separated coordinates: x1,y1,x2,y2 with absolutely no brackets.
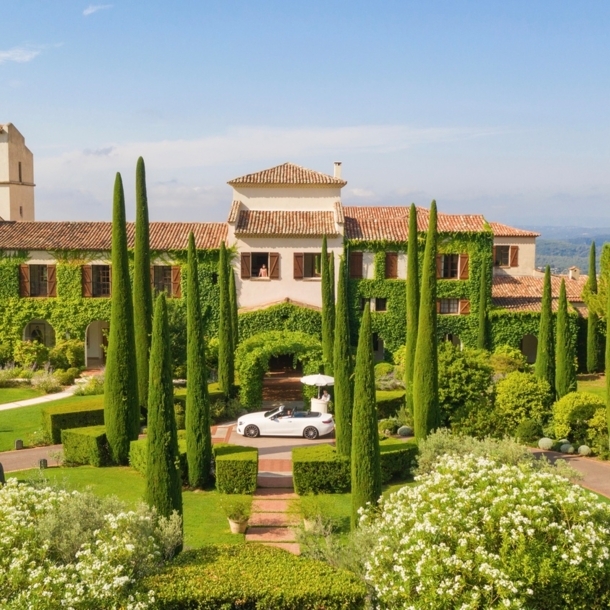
0,386,76,412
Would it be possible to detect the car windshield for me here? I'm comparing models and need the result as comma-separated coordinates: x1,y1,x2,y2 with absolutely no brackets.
264,408,281,419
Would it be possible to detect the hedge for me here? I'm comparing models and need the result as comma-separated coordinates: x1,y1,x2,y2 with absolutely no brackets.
213,443,258,494
43,401,105,444
376,390,405,419
130,437,189,485
293,439,418,494
144,544,367,609
61,425,111,467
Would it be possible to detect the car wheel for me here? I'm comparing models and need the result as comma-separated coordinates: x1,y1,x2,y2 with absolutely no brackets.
244,425,260,438
304,426,319,440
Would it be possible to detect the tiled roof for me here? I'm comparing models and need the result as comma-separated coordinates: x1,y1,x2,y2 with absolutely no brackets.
228,200,241,223
0,221,227,251
490,222,539,238
228,163,347,187
235,210,337,237
334,201,344,225
492,274,587,313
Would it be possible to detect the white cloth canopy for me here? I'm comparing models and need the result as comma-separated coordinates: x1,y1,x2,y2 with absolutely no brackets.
300,374,335,387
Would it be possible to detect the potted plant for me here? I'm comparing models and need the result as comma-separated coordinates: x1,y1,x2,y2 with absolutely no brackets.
300,494,322,532
219,494,252,534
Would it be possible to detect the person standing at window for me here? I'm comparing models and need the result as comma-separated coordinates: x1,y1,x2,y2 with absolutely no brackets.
259,264,268,277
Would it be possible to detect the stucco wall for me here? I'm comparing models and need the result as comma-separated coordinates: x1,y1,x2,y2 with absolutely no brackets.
492,236,536,277
231,186,342,211
0,124,35,221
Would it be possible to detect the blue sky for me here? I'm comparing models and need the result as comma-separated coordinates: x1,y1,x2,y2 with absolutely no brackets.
2,1,609,226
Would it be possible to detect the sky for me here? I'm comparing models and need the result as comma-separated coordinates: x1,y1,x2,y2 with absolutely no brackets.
2,1,609,227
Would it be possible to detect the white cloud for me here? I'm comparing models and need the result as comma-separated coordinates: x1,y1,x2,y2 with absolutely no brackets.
349,188,375,198
0,46,41,64
83,4,113,16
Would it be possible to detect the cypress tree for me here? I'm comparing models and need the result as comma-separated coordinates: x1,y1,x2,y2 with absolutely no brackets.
217,242,234,396
321,236,335,375
587,242,600,373
606,269,610,451
146,293,183,520
104,173,139,464
555,279,576,399
186,233,212,488
404,204,419,412
228,259,239,353
412,201,440,442
535,266,555,390
333,255,353,456
477,262,488,350
133,157,153,417
350,303,381,529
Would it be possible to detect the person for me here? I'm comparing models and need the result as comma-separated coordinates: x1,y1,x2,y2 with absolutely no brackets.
259,264,268,277
321,389,331,403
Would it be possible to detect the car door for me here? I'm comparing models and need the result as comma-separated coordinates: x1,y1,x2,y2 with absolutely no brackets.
272,414,297,436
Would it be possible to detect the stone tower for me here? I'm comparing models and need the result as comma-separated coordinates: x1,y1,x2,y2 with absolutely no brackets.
0,123,35,221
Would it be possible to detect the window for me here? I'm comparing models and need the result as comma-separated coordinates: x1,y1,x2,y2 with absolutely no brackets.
372,333,380,352
252,253,269,277
19,206,23,218
360,298,369,311
92,265,111,297
241,252,279,279
303,253,322,278
18,162,22,183
211,272,218,285
385,252,398,279
153,265,172,294
375,297,387,312
19,264,56,297
439,298,459,314
495,246,510,267
30,265,48,297
441,254,459,278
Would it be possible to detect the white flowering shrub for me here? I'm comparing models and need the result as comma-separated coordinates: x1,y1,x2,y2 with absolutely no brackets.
0,479,182,609
361,455,610,609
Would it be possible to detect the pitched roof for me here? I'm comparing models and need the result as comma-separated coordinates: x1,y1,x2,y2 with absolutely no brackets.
489,222,539,238
0,221,227,251
235,210,337,237
228,162,347,187
228,200,241,223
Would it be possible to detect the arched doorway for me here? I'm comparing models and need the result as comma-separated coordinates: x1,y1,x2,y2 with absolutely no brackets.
23,320,56,347
86,320,109,368
520,334,537,364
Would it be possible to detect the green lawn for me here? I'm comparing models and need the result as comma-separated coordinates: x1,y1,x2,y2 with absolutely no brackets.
8,465,242,548
577,374,606,400
0,386,43,405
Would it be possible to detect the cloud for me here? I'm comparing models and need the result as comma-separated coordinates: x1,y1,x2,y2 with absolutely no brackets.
83,146,115,157
349,188,375,198
0,46,41,64
83,4,113,16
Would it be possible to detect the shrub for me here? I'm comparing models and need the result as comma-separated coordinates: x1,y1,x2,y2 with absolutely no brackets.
538,437,554,450
213,444,258,494
553,391,604,444
377,417,400,435
490,344,528,375
48,339,85,370
174,396,186,430
42,401,105,443
31,371,63,394
218,494,252,522
376,390,405,419
53,367,80,386
73,373,104,396
587,408,609,457
293,444,351,494
205,336,219,371
0,366,19,388
13,340,48,368
375,362,394,379
145,544,367,609
129,437,189,485
514,417,543,444
392,344,406,378
61,425,111,466
0,342,13,366
361,454,610,609
379,438,418,484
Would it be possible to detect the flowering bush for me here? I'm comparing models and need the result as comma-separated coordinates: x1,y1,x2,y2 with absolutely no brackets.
0,479,182,609
361,454,610,609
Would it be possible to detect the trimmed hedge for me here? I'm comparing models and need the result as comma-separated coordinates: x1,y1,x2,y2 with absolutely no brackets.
213,443,258,494
293,439,418,494
130,437,189,485
43,400,105,443
376,390,405,419
145,544,367,609
61,425,111,467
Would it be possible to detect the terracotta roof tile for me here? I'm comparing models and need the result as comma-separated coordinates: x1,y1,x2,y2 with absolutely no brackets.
228,163,347,187
228,201,241,223
235,210,337,237
334,201,344,225
0,221,227,251
490,222,539,238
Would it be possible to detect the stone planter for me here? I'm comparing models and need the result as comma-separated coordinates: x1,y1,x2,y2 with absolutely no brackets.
228,519,248,534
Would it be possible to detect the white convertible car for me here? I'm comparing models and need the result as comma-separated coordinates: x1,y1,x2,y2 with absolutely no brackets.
236,406,334,440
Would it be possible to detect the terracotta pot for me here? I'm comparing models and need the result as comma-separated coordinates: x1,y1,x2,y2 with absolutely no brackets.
228,518,248,534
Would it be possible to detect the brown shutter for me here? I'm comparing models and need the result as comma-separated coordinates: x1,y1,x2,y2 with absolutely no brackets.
171,266,182,298
436,255,443,278
241,253,251,279
82,265,92,297
19,264,30,297
385,252,398,279
47,265,57,297
349,251,363,279
510,246,519,267
269,253,280,279
293,253,304,279
458,254,469,280
436,299,441,313
459,299,471,315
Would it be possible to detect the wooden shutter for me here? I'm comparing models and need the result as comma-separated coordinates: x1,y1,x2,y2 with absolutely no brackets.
459,299,471,315
436,255,443,278
82,265,92,297
458,254,469,280
171,266,182,298
293,253,304,279
19,264,30,297
47,265,57,297
385,252,398,279
436,299,441,313
269,253,280,279
349,252,363,279
510,246,519,267
241,253,251,279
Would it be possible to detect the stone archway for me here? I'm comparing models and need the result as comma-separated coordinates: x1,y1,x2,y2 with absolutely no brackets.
85,320,109,368
520,334,538,364
23,320,56,348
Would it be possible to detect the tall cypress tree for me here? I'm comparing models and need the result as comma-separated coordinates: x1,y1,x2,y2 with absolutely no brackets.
228,259,239,353
606,269,610,451
333,255,353,456
104,173,139,464
321,236,335,375
555,279,576,399
217,242,234,396
133,157,153,417
350,303,381,529
186,233,212,488
412,201,440,442
146,293,183,520
587,242,600,373
477,262,488,350
535,266,555,390
405,204,419,412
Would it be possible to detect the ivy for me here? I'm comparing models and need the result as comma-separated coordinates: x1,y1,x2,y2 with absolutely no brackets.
238,303,322,342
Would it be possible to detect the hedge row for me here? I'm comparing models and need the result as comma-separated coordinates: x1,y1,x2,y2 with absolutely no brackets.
61,425,111,467
213,443,258,494
129,437,189,485
43,401,105,443
293,439,418,494
376,390,405,419
144,544,367,609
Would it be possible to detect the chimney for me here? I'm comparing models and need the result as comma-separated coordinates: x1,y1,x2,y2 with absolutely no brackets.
568,266,580,281
333,161,342,179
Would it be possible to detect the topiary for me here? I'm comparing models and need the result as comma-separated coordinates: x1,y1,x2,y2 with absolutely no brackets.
538,437,553,450
514,418,542,444
375,362,395,379
560,443,575,454
553,391,604,444
578,445,592,456
398,425,413,437
49,340,85,370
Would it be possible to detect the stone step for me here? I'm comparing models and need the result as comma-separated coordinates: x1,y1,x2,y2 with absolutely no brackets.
258,542,301,555
245,526,297,543
249,512,299,527
257,473,294,489
252,498,293,513
254,489,298,499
